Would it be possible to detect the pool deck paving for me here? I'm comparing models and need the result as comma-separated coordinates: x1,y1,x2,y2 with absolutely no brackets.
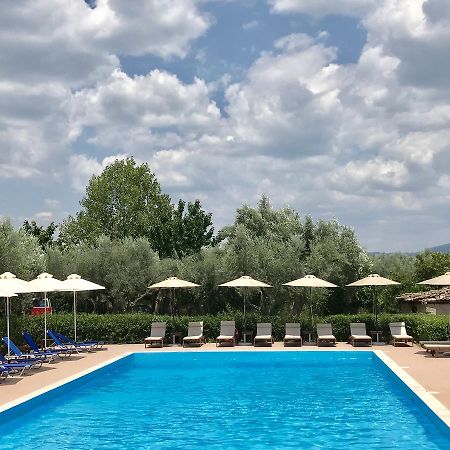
1,342,450,418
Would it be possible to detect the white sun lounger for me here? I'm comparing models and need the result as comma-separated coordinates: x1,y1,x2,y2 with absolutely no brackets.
317,323,336,346
283,323,302,346
216,321,236,346
254,323,274,346
389,322,413,347
349,323,372,346
183,321,205,347
144,322,166,348
422,343,450,357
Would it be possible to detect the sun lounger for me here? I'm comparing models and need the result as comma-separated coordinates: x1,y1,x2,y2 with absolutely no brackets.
349,323,372,346
22,331,72,358
47,330,81,354
55,332,103,349
283,323,302,346
0,354,41,373
216,321,236,346
389,322,413,347
317,323,336,346
254,323,274,346
2,337,54,362
420,340,450,348
183,321,205,347
0,365,9,381
144,322,166,348
422,344,450,357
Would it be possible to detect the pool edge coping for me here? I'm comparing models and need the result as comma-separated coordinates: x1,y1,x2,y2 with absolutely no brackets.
374,350,450,428
0,352,132,415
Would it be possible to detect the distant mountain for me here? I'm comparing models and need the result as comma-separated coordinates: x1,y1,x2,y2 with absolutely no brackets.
427,243,450,253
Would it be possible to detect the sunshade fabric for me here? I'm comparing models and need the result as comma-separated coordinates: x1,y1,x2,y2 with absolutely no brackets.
346,274,400,286
218,275,272,288
61,274,105,291
148,277,199,289
418,272,450,286
283,275,337,288
0,272,33,294
28,272,66,292
0,288,16,297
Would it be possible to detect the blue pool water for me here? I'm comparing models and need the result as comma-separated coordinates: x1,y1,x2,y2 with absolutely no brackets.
0,351,449,449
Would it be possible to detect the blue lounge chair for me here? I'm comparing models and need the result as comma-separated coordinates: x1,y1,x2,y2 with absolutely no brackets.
0,365,9,381
47,330,82,353
2,337,53,363
55,331,103,349
0,354,39,374
22,331,72,359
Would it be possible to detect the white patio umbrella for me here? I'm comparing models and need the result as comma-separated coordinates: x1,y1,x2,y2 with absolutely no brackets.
283,275,337,326
347,274,400,332
218,276,272,326
148,277,200,316
28,273,66,347
418,272,450,331
0,272,32,356
60,274,105,341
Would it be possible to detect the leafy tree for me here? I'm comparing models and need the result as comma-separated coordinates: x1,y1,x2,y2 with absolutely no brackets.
415,251,450,282
171,199,214,258
59,157,213,258
22,220,57,250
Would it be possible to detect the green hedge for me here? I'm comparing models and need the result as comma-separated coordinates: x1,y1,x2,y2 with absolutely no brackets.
1,312,449,347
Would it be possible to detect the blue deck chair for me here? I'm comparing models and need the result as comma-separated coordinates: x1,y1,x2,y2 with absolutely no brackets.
55,332,103,349
22,331,72,359
2,337,54,363
0,354,39,374
0,365,9,381
47,330,81,354
54,332,97,351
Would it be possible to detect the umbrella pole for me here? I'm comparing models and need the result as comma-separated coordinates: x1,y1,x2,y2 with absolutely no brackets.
73,291,77,342
243,287,247,329
44,292,48,348
6,297,10,357
309,286,313,328
373,286,378,332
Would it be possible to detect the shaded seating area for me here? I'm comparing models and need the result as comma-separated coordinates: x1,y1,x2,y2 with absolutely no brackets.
283,323,302,346
317,323,336,346
183,321,205,347
389,322,413,347
349,323,372,347
144,322,167,348
216,321,236,347
254,323,274,347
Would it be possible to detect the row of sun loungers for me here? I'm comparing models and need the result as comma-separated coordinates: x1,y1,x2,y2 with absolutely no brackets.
0,330,105,382
144,321,415,348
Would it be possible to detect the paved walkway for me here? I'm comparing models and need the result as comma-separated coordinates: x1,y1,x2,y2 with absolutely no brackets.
1,342,449,411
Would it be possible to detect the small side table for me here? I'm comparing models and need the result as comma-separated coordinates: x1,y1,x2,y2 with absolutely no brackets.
303,330,315,343
370,330,384,345
241,330,253,344
171,332,182,345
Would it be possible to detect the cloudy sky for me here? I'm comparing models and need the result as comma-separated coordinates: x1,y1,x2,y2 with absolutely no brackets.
1,0,449,252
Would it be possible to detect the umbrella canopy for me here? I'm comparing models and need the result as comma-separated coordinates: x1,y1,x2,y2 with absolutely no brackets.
218,275,272,288
218,276,272,328
283,275,337,326
347,274,400,287
0,272,29,356
418,272,450,286
347,274,400,333
148,277,200,289
283,274,337,288
61,274,105,341
28,273,66,347
148,277,200,316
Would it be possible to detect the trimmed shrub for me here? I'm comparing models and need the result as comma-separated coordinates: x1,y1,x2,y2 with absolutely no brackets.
1,312,448,346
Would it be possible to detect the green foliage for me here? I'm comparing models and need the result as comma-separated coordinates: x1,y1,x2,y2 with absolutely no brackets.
0,218,45,279
22,220,57,250
415,250,450,281
2,313,448,346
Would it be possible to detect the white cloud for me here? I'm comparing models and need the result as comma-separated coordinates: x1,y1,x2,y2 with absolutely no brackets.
268,0,377,18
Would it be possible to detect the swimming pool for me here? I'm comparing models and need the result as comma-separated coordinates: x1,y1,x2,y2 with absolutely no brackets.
1,351,449,449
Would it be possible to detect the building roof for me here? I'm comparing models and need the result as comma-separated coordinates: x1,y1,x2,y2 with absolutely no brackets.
397,287,450,304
